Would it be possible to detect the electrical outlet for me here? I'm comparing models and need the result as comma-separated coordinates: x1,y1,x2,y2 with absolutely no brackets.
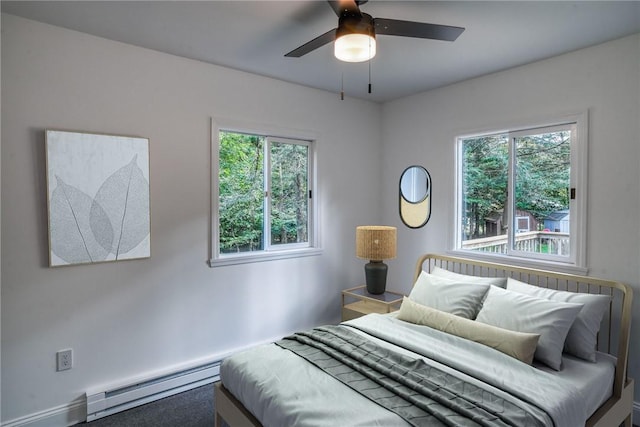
56,349,73,372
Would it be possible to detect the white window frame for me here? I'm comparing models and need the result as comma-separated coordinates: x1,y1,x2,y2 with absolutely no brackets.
209,118,321,267
452,112,588,274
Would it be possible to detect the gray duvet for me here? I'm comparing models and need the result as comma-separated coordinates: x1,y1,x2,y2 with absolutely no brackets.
276,325,548,427
221,314,587,427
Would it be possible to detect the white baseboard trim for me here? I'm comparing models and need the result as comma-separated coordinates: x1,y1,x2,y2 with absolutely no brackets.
1,399,85,427
634,399,639,425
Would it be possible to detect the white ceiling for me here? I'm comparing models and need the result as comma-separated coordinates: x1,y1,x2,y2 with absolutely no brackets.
3,1,640,103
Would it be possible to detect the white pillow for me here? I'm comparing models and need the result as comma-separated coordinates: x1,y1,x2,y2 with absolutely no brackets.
409,271,490,319
506,277,611,362
475,286,584,370
431,266,507,288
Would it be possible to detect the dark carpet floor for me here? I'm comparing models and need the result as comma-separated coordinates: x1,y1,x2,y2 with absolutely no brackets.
76,383,219,427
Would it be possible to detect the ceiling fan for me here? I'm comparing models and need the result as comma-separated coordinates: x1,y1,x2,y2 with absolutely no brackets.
285,0,465,63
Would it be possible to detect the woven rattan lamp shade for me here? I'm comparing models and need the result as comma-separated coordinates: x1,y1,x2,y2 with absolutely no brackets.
356,226,397,261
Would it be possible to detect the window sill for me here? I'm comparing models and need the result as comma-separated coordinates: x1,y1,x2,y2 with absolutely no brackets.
209,247,322,267
446,250,588,276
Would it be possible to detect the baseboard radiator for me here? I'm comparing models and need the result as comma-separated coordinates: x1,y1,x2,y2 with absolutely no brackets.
86,360,221,422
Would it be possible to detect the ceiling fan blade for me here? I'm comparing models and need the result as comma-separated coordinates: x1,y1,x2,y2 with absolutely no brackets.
374,18,464,42
285,28,337,57
327,0,361,17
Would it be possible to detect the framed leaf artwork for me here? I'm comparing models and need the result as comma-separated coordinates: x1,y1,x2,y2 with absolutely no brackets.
45,130,150,266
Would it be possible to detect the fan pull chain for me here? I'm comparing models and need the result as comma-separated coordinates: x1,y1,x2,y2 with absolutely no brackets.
368,59,372,94
340,72,344,100
368,36,373,94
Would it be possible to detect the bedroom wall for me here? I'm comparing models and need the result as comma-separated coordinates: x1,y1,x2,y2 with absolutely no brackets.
381,33,640,412
1,12,3,424
1,13,383,425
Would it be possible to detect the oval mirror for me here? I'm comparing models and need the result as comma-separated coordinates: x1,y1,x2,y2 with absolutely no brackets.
400,166,429,202
399,166,431,228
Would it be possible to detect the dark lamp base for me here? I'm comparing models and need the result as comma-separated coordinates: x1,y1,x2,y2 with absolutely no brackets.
364,261,388,295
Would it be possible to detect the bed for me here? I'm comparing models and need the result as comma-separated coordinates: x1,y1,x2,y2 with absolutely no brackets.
214,253,634,427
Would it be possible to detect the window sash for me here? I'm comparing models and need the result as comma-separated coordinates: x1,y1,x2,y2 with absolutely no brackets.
265,136,312,251
507,123,576,263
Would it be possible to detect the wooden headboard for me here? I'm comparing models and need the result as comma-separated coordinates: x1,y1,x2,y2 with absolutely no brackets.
413,253,633,411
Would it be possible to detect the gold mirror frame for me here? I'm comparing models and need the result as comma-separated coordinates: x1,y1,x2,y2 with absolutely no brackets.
399,165,431,228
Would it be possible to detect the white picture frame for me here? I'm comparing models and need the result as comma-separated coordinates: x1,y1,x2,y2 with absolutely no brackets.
45,130,150,266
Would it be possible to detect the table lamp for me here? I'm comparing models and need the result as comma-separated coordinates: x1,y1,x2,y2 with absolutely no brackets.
356,226,397,294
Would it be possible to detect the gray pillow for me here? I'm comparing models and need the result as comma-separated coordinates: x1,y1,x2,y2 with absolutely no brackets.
476,286,583,370
431,266,507,288
506,278,611,362
409,271,490,319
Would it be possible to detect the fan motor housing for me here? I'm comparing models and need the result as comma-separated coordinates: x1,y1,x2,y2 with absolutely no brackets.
337,12,375,39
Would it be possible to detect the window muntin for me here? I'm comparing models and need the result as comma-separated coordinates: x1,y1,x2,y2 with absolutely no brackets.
456,117,585,269
212,127,317,265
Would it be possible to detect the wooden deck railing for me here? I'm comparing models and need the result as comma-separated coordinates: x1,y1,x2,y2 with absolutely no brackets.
462,231,570,255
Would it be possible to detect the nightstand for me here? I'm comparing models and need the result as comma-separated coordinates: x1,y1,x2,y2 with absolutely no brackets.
341,286,404,321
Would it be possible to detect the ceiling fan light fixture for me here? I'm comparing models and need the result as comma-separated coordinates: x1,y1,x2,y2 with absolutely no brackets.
334,12,376,63
334,33,376,62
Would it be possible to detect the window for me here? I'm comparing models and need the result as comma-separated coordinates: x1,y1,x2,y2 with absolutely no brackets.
210,122,319,266
455,114,587,270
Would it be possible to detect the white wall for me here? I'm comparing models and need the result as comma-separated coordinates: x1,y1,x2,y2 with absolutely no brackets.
1,10,3,424
381,33,640,407
1,14,383,424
